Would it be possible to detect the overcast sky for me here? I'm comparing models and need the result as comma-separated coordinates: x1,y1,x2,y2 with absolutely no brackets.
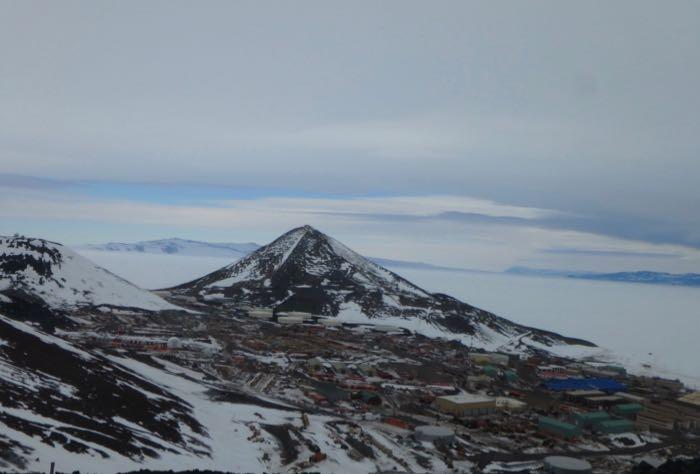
1,0,700,273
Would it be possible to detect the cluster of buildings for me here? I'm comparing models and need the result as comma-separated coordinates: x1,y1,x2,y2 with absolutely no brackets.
65,302,700,472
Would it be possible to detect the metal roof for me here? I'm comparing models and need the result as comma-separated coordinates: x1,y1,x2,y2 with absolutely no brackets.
545,378,627,392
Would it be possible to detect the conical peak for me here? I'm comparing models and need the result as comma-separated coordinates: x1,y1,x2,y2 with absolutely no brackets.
288,224,319,235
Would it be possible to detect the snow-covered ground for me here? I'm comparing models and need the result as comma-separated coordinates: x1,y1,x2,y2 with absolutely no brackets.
76,250,700,388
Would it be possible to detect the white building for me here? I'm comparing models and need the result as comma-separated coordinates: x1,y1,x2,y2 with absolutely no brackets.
286,311,313,320
278,316,305,325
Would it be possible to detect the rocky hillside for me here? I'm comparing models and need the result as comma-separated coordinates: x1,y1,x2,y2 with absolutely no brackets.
172,226,593,351
0,235,180,312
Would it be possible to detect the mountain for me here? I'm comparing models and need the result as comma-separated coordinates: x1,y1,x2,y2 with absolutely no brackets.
172,225,593,351
79,238,260,259
506,266,700,287
0,235,180,313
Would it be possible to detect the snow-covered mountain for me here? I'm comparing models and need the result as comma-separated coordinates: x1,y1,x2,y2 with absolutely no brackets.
79,238,260,259
172,225,593,352
507,266,700,287
0,235,180,312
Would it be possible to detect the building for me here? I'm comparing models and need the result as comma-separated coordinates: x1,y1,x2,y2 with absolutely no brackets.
584,395,624,409
278,316,305,325
614,392,646,404
678,391,700,408
637,399,700,432
543,456,592,474
572,411,609,429
414,425,455,443
468,352,510,367
495,397,527,412
564,390,605,403
596,419,634,434
319,318,342,327
538,417,581,439
434,393,497,417
482,365,499,378
545,378,627,393
613,403,643,418
247,307,273,319
286,311,313,320
467,375,492,389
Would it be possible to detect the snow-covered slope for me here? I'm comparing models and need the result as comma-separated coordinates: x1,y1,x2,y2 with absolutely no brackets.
79,238,260,259
0,236,180,312
172,226,594,352
0,314,452,473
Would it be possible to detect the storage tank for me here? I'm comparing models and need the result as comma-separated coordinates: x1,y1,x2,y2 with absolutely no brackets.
414,425,455,443
167,337,182,349
543,456,592,474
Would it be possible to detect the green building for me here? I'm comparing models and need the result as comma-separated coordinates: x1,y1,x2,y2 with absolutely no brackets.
603,365,627,375
612,403,643,418
483,365,499,377
504,369,518,383
597,419,635,433
573,411,610,428
538,416,582,439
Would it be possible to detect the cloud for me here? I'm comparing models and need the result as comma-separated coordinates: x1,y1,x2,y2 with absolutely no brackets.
0,2,699,267
1,184,699,274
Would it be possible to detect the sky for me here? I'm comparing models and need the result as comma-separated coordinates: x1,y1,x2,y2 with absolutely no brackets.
1,0,700,273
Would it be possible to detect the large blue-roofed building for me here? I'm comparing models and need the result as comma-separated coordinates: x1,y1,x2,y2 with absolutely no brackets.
545,378,627,393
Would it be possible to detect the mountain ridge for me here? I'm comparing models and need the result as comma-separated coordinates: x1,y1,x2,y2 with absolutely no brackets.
507,266,700,287
78,238,260,259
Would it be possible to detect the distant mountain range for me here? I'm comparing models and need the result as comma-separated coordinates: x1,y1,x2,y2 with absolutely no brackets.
79,238,260,259
78,238,700,288
78,238,482,272
506,266,700,287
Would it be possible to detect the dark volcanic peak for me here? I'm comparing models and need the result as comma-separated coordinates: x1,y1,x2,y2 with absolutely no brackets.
173,226,594,351
0,235,179,312
177,224,431,300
